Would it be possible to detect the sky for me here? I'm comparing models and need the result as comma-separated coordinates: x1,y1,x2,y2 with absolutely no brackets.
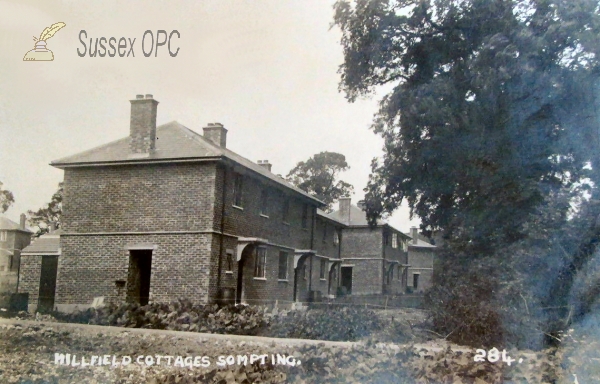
0,0,420,232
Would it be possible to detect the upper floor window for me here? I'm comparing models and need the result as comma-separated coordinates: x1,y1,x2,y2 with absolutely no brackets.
383,232,389,246
260,188,269,217
333,231,339,246
402,239,408,252
282,198,290,223
0,231,6,241
322,224,327,242
301,204,308,229
392,233,398,249
278,251,288,280
233,173,244,207
254,247,267,278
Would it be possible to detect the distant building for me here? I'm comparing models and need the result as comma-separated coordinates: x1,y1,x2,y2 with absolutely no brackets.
0,214,33,293
20,227,61,312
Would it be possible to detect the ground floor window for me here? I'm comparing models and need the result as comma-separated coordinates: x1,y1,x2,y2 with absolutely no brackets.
320,258,327,279
278,251,288,279
413,273,420,289
254,247,267,278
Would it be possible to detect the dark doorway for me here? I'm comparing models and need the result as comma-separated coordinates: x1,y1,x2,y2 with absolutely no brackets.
38,255,59,313
127,250,152,305
341,266,352,295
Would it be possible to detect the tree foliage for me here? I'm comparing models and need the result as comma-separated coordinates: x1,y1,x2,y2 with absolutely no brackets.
27,182,63,237
334,0,600,253
0,181,15,214
286,151,354,211
334,0,600,348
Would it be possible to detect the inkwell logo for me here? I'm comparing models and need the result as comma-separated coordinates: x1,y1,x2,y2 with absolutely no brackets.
23,22,66,61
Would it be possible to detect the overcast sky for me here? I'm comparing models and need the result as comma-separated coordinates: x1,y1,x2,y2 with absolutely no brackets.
0,0,420,232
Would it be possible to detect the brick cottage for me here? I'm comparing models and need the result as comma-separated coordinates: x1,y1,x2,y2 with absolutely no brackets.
19,95,434,312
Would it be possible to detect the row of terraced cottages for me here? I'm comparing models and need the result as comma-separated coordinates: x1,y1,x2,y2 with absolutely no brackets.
19,95,436,313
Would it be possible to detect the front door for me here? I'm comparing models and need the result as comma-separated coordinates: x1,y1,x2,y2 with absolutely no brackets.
38,255,59,313
341,266,352,295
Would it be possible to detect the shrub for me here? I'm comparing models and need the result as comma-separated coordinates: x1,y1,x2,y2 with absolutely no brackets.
269,305,381,341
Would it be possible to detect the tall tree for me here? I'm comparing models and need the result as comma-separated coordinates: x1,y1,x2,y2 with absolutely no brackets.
286,152,354,211
27,182,63,237
333,0,600,348
334,0,600,252
0,181,15,213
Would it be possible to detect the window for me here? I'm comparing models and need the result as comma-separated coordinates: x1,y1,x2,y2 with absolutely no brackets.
233,173,243,207
333,231,339,245
301,204,308,229
402,239,408,252
282,198,290,223
392,233,398,249
260,188,269,216
303,264,308,280
0,231,6,241
413,273,420,289
383,232,389,246
254,247,266,278
398,266,402,280
322,224,327,242
225,250,234,272
320,258,327,279
278,251,288,280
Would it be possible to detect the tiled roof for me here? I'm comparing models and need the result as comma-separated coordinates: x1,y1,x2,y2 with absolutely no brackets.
327,204,412,239
21,229,62,254
316,209,347,227
51,122,323,205
407,238,437,248
0,216,33,233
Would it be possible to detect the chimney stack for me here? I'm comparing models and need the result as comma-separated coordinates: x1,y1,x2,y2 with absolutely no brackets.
203,123,227,148
129,94,158,157
338,197,351,224
257,160,272,172
411,226,419,245
357,200,366,210
20,213,26,230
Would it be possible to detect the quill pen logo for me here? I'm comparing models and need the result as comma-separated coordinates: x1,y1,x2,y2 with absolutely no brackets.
23,22,66,61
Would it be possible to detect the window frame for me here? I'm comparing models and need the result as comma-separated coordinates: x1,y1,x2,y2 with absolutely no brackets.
319,258,327,280
282,197,290,224
301,204,308,229
392,233,398,249
254,247,267,279
260,188,269,217
278,251,288,280
0,231,6,242
333,230,339,246
233,173,244,208
225,250,234,273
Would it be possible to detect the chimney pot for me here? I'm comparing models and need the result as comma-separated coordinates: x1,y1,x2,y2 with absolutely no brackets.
145,94,153,99
257,160,272,172
338,197,352,224
136,94,144,99
20,213,26,230
203,123,228,148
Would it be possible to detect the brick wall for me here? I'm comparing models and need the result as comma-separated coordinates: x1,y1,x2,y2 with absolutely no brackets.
340,227,383,295
63,163,218,233
56,233,214,310
18,255,42,310
407,246,435,293
216,165,315,250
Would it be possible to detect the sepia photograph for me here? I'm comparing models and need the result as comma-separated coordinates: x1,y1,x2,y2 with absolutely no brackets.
1,0,600,382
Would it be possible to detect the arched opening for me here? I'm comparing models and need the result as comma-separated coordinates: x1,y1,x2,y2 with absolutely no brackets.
236,244,255,304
